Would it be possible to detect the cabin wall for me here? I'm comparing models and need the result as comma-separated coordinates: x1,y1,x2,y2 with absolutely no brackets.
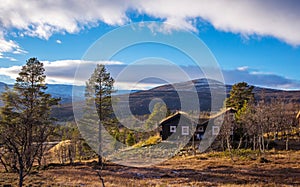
161,116,204,140
160,109,236,144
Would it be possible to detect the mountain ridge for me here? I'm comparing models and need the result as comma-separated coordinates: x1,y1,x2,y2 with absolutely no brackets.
0,79,300,121
124,79,300,115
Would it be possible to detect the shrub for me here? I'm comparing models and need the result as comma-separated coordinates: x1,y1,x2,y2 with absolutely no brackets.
126,133,135,146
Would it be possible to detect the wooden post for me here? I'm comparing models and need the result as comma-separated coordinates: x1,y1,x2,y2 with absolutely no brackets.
193,125,196,156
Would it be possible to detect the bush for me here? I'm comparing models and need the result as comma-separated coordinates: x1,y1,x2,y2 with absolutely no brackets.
126,133,135,146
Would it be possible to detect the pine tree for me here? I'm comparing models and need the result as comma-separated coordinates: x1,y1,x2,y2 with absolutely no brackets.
225,82,254,149
0,58,60,187
225,82,254,111
85,64,115,165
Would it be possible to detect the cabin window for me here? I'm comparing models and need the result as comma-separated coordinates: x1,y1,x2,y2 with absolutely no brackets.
212,126,220,135
198,126,204,132
170,126,176,133
182,126,189,135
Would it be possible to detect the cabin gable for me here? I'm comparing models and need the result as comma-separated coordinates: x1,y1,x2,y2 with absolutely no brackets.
160,112,197,140
159,108,236,142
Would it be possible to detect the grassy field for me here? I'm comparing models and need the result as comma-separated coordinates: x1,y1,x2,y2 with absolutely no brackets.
0,150,300,186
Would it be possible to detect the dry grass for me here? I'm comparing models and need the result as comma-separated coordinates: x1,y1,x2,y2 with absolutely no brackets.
1,150,300,186
133,135,161,148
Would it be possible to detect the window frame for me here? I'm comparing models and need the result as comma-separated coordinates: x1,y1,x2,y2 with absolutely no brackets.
212,126,220,135
198,126,204,132
182,126,189,135
170,126,176,133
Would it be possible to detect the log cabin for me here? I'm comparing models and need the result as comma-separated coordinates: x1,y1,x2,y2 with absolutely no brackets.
159,108,236,142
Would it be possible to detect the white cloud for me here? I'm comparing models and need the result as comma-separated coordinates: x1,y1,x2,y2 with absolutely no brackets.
0,0,300,59
134,0,300,46
0,59,124,85
0,62,299,90
0,0,129,39
0,1,299,45
0,65,21,80
56,40,62,44
114,82,163,90
237,66,249,71
0,0,130,58
223,68,300,90
0,33,27,60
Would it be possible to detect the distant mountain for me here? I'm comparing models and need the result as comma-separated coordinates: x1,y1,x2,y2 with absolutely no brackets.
117,78,300,115
120,79,228,115
0,82,138,104
0,82,8,91
1,79,300,121
0,83,81,103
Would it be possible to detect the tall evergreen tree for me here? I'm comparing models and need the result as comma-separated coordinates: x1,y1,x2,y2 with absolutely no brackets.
0,58,60,187
85,64,115,165
225,82,254,111
225,82,254,149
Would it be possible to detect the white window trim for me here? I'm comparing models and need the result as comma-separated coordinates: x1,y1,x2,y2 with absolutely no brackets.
182,126,189,135
170,126,176,133
212,126,220,135
198,126,204,132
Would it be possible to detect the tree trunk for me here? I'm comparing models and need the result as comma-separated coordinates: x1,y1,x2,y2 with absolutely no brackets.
244,138,248,149
98,120,102,166
266,139,270,150
68,146,73,164
261,133,265,152
226,136,231,151
275,131,278,141
192,134,196,156
37,158,42,169
19,167,23,187
221,137,224,151
37,145,44,168
286,134,289,151
266,133,270,150
237,137,243,150
258,136,262,152
98,155,102,166
0,157,9,172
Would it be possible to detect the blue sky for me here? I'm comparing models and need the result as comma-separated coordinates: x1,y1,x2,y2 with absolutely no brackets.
0,0,299,90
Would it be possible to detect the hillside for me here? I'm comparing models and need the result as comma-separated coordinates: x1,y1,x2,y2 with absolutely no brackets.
0,82,84,103
118,79,300,115
53,78,300,120
0,82,138,104
1,79,300,121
